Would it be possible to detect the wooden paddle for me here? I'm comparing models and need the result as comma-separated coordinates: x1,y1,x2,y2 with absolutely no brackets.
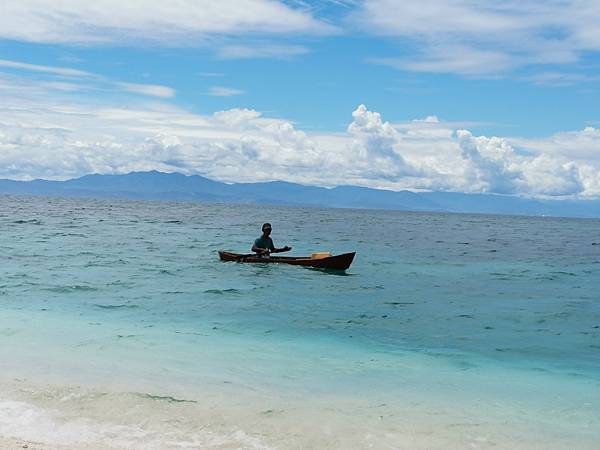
235,246,291,261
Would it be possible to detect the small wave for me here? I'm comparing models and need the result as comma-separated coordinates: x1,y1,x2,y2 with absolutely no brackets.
365,285,385,290
50,232,87,238
13,219,42,225
203,288,241,295
0,398,272,450
83,262,107,268
490,273,513,280
105,280,135,288
174,330,208,336
46,285,98,293
348,285,384,291
93,304,139,310
158,269,175,276
138,393,197,404
535,275,557,281
384,301,415,306
454,360,478,370
0,328,18,337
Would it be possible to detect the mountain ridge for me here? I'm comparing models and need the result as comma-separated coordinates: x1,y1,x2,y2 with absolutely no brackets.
1,171,600,218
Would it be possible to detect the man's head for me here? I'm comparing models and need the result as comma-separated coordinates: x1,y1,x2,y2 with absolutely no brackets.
261,223,272,235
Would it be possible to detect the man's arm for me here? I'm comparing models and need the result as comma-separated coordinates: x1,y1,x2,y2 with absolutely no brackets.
252,238,270,254
252,244,269,254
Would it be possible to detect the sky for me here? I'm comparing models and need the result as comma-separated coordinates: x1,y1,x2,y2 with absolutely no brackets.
0,0,599,198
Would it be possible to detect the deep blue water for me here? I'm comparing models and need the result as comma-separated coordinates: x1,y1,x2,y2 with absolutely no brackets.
1,194,599,448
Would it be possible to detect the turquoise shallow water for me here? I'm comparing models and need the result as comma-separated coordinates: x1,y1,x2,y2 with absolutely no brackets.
1,195,600,449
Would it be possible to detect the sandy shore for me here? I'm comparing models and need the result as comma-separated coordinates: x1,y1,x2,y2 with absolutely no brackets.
0,436,117,450
0,437,43,450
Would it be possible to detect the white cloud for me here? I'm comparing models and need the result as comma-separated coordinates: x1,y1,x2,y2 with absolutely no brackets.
349,106,405,161
513,127,600,165
414,116,440,124
510,127,600,196
198,72,225,78
217,44,310,59
119,83,176,99
522,72,600,86
39,81,87,92
213,109,262,128
521,154,585,197
0,58,177,99
455,130,600,197
355,0,600,77
0,59,93,78
1,76,599,198
208,87,245,97
375,46,518,76
456,130,526,194
0,1,334,45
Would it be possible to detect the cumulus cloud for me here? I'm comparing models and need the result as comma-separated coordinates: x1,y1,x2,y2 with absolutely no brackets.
213,109,262,128
355,0,600,77
512,127,600,196
456,130,526,194
515,127,600,165
348,105,406,166
1,79,599,198
455,130,597,197
521,154,584,197
415,116,440,124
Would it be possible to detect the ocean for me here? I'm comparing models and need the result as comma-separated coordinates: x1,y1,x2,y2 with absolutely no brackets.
1,195,599,449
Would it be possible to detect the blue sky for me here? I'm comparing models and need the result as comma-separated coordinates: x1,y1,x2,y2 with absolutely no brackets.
1,1,599,198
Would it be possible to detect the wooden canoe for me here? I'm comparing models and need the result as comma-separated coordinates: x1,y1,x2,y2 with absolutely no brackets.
218,251,356,271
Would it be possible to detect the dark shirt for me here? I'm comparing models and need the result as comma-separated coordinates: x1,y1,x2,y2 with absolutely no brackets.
254,236,275,251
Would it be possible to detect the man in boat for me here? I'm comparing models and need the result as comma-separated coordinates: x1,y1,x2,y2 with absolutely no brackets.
252,223,291,256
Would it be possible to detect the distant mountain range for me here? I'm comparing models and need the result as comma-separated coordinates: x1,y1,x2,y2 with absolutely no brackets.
2,171,600,218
